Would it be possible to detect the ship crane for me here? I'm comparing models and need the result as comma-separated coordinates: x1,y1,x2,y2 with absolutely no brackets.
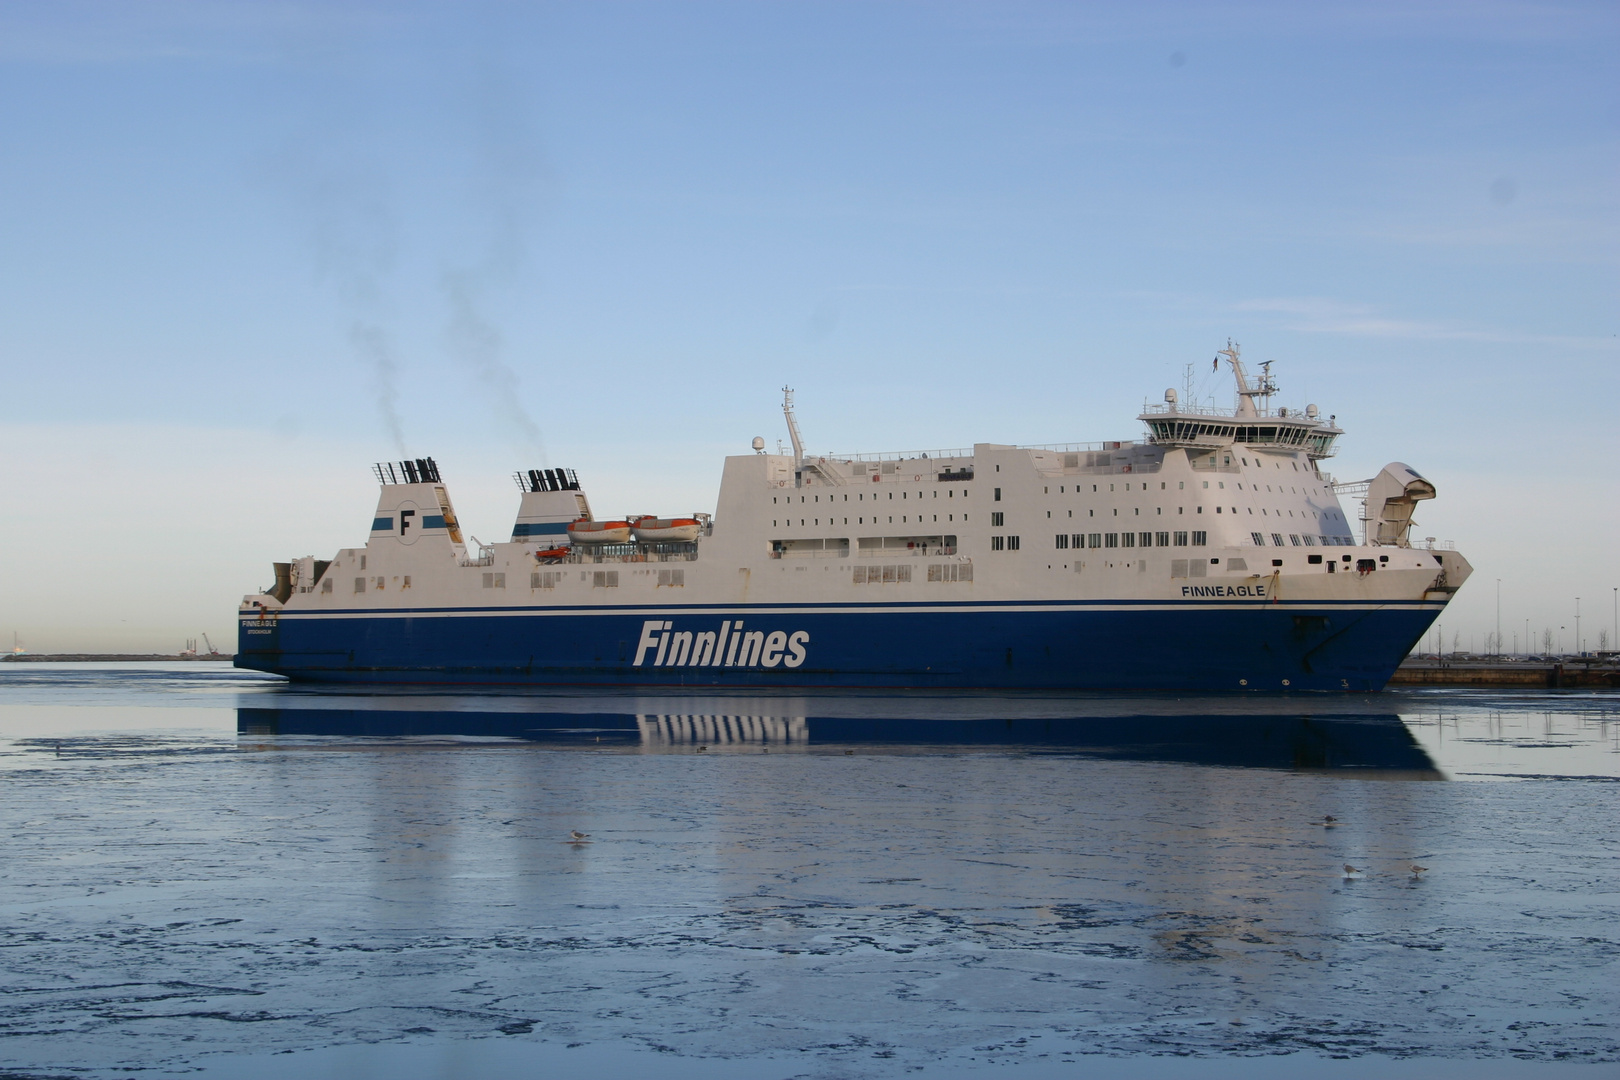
781,386,806,463
781,387,843,487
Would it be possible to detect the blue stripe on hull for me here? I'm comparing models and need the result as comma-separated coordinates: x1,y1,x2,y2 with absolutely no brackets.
237,604,1443,692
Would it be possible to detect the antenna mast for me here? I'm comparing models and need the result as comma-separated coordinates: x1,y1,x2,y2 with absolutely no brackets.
781,386,805,463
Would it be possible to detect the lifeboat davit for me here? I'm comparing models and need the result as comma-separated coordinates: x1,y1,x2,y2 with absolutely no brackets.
566,519,633,544
630,516,702,543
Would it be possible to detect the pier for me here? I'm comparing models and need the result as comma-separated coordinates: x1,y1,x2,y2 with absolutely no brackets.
1391,657,1619,688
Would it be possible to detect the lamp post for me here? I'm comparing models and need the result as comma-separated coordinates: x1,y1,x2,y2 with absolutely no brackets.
1575,597,1581,656
1495,579,1501,657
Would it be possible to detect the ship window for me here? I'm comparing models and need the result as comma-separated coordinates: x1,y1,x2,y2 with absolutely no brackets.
1105,533,1119,548
991,512,1004,527
353,577,365,593
1301,535,1315,546
992,536,1004,551
359,556,366,570
1202,481,1208,489
592,571,619,588
1156,532,1169,546
1139,532,1152,547
1056,534,1069,549
1178,482,1184,489
1174,531,1188,546
1252,532,1265,545
1272,533,1285,547
1008,536,1020,550
1192,531,1207,546
321,578,333,593
1308,554,1323,565
402,576,411,589
1121,533,1135,547
657,568,685,587
994,488,1001,501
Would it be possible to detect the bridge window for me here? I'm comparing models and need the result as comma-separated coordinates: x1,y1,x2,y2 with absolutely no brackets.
1191,531,1207,545
1272,533,1285,546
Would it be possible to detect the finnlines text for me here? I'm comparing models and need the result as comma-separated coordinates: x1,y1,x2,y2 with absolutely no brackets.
633,620,808,668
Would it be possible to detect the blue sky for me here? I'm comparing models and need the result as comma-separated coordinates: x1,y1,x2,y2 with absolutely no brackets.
1,1,1615,652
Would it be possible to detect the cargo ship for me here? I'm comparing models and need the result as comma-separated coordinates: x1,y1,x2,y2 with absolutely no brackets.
236,344,1470,690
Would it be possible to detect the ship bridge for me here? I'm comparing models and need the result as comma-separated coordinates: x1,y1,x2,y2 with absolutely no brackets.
1138,342,1342,460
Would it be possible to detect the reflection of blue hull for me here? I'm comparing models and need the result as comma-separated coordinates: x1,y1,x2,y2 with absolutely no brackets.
236,707,1441,775
237,601,1442,692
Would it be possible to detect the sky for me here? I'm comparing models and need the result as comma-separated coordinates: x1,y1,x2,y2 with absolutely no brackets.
0,0,1615,654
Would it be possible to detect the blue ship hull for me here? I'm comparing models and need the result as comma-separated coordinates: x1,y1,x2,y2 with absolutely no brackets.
236,600,1442,692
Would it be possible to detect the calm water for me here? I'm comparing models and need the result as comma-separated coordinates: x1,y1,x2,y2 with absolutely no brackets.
0,664,1616,1079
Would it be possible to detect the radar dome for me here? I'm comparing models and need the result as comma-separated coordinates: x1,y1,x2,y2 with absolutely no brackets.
751,436,766,452
1164,388,1178,404
1305,404,1319,418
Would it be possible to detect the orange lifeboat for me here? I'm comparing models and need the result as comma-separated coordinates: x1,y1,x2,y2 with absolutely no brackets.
566,518,633,544
630,516,702,543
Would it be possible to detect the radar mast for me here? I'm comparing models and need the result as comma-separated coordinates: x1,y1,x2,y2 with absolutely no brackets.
1214,340,1277,417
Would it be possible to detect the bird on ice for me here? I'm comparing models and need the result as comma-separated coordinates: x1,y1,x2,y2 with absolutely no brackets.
1342,864,1363,879
1319,815,1340,828
1409,864,1428,878
566,830,591,844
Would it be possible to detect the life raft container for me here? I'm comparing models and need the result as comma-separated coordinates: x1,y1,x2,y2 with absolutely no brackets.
566,519,633,544
630,516,702,543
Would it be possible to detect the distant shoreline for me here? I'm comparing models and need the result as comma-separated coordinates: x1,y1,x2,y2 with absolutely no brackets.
1,654,235,663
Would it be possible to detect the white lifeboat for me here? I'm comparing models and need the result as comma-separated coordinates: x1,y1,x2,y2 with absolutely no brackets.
630,516,702,543
566,519,633,544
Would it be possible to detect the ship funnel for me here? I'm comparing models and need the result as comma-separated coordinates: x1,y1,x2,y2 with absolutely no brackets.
512,466,591,543
368,457,463,547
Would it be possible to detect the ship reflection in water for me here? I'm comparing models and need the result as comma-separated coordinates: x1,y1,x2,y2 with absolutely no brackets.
238,698,1442,778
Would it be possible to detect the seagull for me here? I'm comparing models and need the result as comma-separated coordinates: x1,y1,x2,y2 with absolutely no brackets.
1409,864,1428,878
1342,864,1363,879
1319,815,1339,827
566,830,591,845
